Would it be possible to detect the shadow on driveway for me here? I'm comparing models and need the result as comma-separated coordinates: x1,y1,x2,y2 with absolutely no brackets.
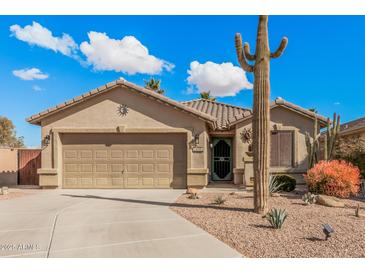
61,194,254,213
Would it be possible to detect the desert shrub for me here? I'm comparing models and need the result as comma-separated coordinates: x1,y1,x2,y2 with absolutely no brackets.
302,192,317,205
275,175,296,192
265,208,288,229
304,160,360,198
188,193,200,199
213,195,226,205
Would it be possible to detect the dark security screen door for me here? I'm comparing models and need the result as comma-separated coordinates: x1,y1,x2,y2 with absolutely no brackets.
212,138,232,181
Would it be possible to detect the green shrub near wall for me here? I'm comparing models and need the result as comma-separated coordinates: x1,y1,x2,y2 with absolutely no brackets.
275,175,296,192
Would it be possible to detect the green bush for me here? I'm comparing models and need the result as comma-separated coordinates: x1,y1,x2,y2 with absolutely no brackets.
274,175,296,192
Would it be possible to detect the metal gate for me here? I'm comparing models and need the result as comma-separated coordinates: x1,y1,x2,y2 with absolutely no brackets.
18,149,41,185
211,138,232,181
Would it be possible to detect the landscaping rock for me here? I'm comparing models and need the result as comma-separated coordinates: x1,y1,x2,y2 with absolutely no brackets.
186,187,198,195
316,195,345,208
1,187,9,195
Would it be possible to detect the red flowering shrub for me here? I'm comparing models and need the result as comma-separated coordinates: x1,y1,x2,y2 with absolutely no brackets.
304,160,360,198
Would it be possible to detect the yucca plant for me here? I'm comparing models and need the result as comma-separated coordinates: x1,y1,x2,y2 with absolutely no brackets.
214,195,226,205
265,208,288,229
268,175,285,194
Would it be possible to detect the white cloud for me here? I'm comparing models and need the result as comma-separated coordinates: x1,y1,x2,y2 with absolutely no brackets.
187,61,253,97
80,32,174,75
12,68,49,81
32,85,43,91
10,21,78,57
334,102,340,106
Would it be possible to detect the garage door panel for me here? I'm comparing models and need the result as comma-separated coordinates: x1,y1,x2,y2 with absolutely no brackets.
80,150,93,159
156,163,171,173
141,164,154,173
95,150,108,159
62,133,187,189
64,163,79,172
141,177,154,186
111,164,124,172
64,150,78,160
80,177,94,187
110,150,123,159
141,150,154,159
126,150,138,159
80,164,93,172
125,176,139,187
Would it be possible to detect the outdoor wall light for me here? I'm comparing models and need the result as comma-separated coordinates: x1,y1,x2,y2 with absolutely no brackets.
194,134,200,145
322,224,334,240
43,134,51,146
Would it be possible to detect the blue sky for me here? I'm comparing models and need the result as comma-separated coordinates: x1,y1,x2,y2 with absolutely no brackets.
0,16,364,147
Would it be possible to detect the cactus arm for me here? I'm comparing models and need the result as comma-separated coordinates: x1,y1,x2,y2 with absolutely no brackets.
235,33,254,72
305,132,313,168
324,135,328,161
243,42,256,61
329,114,340,159
270,37,288,59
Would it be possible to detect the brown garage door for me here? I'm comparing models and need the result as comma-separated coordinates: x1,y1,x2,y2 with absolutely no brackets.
61,133,187,189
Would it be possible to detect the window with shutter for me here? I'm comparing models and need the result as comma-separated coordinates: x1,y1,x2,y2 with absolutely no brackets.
270,131,294,167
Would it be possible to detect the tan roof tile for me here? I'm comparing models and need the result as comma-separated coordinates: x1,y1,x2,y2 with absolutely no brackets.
182,99,252,130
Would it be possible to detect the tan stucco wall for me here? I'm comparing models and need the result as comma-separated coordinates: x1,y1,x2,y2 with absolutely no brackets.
0,148,18,186
38,86,209,188
235,106,317,186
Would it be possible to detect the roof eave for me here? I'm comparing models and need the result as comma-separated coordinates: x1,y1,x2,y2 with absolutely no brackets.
26,79,217,126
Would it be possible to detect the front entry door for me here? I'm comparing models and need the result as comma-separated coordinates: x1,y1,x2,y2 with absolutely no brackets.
212,138,232,181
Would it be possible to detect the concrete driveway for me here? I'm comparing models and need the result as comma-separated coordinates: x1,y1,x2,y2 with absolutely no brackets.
0,189,241,258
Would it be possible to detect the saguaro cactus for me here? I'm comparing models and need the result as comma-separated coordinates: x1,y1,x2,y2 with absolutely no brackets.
305,115,320,169
324,113,340,161
235,16,288,214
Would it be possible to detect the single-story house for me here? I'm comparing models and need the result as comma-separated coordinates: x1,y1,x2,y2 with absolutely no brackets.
334,115,365,155
27,78,327,189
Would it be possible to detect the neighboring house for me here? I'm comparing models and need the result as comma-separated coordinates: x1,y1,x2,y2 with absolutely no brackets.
339,116,365,137
27,79,327,189
335,116,365,154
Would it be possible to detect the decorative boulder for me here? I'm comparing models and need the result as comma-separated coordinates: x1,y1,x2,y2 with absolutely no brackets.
1,186,9,195
316,195,345,208
186,187,198,195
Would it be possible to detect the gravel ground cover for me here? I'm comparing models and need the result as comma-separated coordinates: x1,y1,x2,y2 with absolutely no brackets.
170,190,365,257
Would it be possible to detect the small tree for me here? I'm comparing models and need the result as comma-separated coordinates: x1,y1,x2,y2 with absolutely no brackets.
0,116,24,148
144,78,165,95
199,91,216,101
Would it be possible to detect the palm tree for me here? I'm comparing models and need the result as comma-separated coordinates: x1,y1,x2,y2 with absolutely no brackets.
199,91,216,101
144,78,165,95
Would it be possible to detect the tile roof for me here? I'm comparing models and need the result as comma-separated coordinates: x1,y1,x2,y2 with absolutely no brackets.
27,78,328,132
339,116,365,135
182,99,252,130
26,79,217,127
228,97,328,127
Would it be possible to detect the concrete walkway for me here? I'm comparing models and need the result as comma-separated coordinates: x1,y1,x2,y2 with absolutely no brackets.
0,189,241,258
